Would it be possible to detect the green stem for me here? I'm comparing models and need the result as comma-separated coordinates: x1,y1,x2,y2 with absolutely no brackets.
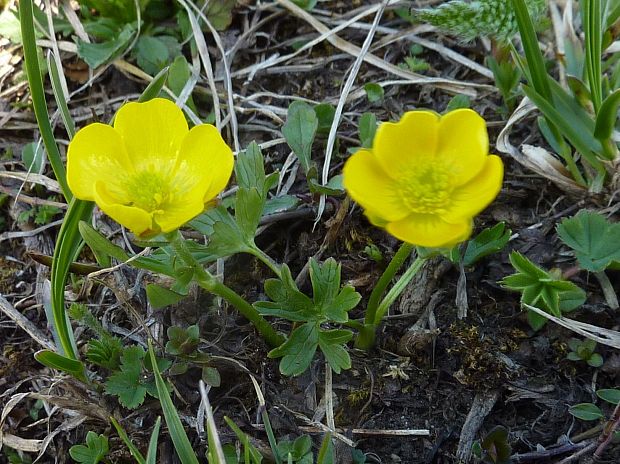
594,271,619,310
19,0,71,201
248,246,282,278
374,257,426,324
364,243,414,325
355,256,426,350
168,232,284,348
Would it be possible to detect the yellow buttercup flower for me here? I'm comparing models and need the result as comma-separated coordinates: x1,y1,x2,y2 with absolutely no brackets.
343,109,503,248
67,98,234,237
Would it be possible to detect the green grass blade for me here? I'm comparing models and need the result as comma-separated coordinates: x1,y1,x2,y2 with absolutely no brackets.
594,88,620,140
316,433,334,464
47,51,76,139
607,1,620,29
138,66,170,102
110,416,147,464
19,0,71,201
583,0,604,112
522,85,605,170
34,349,87,382
148,341,199,464
511,0,552,101
204,389,226,464
547,79,597,132
50,198,94,359
261,407,282,464
146,417,162,464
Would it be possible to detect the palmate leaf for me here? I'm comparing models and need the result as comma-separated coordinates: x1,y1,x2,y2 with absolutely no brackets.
258,258,360,375
268,323,319,377
189,142,278,259
557,210,620,272
105,346,147,409
502,252,586,330
256,265,314,320
105,370,147,410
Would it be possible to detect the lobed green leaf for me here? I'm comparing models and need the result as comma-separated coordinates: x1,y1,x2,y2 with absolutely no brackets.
557,210,620,272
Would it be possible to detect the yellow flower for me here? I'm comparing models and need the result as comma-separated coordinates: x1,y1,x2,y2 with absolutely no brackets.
67,98,234,237
343,109,503,248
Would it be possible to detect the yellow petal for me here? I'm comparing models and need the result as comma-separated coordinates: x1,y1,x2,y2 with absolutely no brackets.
440,155,504,223
373,111,439,178
343,149,409,222
386,213,472,248
94,182,154,236
437,108,488,186
67,123,132,200
113,98,188,172
153,201,205,233
174,124,234,204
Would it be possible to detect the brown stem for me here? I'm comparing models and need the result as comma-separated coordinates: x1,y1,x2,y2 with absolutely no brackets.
593,401,620,459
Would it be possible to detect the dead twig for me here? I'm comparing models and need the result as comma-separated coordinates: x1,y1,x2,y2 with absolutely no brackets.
456,390,501,463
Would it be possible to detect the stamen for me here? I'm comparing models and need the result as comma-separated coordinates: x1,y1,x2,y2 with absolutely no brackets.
399,164,453,214
124,171,172,212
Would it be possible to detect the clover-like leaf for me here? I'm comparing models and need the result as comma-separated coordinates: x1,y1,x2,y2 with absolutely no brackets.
203,0,237,30
77,24,134,69
557,210,620,272
166,325,200,356
69,431,109,464
277,435,313,463
502,252,586,330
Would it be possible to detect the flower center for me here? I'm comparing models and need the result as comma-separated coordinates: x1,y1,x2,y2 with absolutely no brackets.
123,170,172,213
398,164,453,214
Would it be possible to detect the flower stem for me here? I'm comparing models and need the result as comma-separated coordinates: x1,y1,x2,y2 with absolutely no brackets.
374,256,426,324
248,246,282,278
168,232,284,348
355,255,426,350
364,243,414,326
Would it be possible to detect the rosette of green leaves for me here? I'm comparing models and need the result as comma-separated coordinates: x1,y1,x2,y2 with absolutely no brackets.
501,252,586,331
